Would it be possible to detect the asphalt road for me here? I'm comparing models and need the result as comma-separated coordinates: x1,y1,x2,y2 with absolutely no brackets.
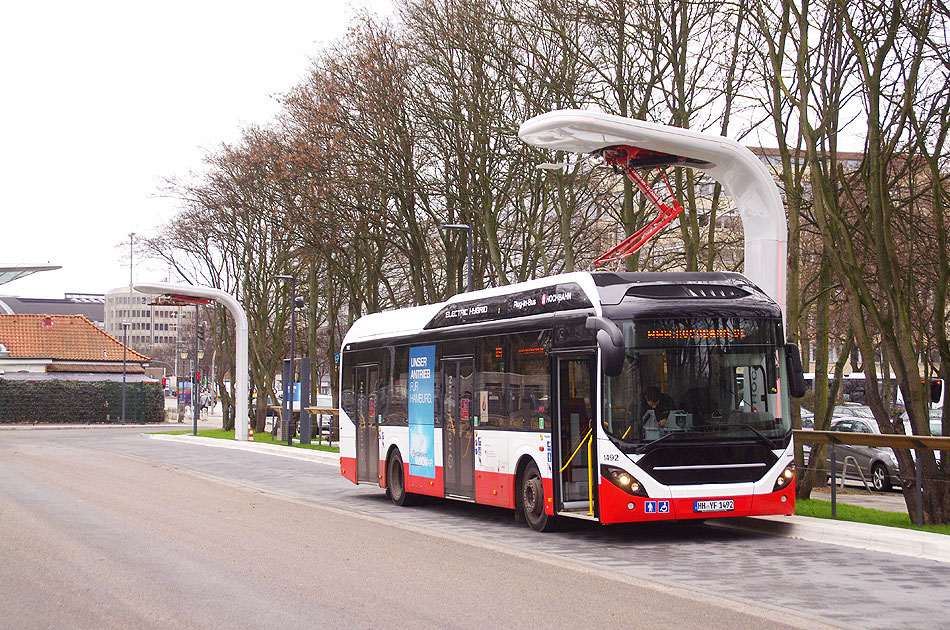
2,427,948,629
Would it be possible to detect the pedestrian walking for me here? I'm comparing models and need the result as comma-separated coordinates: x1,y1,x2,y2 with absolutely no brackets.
199,388,212,419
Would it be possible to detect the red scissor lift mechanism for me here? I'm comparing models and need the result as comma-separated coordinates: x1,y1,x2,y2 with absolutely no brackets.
593,145,687,269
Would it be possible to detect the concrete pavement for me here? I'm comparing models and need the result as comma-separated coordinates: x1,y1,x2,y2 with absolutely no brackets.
7,393,948,566
1,434,838,630
149,430,950,565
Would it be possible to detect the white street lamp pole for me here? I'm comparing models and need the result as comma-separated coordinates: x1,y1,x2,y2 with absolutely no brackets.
121,321,130,423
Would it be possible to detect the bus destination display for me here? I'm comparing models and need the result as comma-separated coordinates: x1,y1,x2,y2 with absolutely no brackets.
629,317,776,347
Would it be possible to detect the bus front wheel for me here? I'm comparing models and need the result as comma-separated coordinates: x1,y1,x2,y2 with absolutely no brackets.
521,460,556,532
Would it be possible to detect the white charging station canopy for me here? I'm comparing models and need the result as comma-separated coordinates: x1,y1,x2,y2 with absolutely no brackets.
519,109,788,317
135,282,250,441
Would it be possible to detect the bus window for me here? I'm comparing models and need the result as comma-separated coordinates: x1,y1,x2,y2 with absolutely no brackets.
477,336,507,428
386,346,409,426
930,379,943,406
733,364,769,413
508,331,550,431
604,317,788,443
341,359,355,419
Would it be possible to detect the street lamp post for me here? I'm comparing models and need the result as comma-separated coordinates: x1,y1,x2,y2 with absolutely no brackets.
276,274,297,446
193,303,200,436
128,232,135,295
177,307,183,422
121,322,130,423
197,349,204,395
179,349,188,423
441,224,472,293
189,358,196,434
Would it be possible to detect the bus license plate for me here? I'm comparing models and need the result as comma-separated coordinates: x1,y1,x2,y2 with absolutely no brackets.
694,499,734,513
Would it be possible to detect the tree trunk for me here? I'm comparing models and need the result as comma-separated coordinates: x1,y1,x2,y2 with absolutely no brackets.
798,255,834,498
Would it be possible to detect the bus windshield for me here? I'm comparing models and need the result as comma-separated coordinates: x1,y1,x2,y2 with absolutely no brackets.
602,317,791,445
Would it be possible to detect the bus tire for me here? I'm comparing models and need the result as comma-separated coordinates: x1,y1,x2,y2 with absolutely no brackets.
520,460,557,532
387,451,417,506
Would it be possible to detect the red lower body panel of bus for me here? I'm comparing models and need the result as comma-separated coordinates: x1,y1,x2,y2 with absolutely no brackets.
598,477,795,524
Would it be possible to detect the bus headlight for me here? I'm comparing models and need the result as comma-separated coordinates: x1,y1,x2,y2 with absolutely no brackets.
773,464,795,492
601,464,648,497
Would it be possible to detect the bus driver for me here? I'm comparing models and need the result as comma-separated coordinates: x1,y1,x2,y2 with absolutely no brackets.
641,386,674,438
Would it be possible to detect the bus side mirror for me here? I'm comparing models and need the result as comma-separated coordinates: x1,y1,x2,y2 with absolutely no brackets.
586,316,625,378
785,343,807,399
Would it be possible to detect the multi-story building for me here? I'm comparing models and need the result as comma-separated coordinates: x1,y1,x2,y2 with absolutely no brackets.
104,287,195,358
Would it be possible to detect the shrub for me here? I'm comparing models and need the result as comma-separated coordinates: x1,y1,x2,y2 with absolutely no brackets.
0,379,164,423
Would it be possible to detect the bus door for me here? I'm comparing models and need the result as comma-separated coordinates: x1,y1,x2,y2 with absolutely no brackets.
355,364,380,483
554,354,597,515
443,357,475,499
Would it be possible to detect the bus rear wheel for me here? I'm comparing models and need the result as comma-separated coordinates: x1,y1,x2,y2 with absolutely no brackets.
387,452,417,506
521,461,556,531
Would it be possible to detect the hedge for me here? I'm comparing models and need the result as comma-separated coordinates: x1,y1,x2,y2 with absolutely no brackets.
0,379,165,424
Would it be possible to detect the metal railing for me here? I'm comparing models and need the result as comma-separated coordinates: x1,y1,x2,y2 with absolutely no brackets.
794,430,950,525
838,455,872,493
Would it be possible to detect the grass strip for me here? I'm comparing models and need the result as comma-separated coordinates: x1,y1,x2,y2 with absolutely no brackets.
156,428,339,453
796,498,950,535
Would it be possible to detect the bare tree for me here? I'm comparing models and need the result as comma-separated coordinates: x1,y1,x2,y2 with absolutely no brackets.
762,0,950,521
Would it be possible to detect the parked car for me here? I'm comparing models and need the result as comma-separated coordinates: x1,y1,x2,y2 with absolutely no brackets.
800,409,815,430
822,417,904,492
832,404,876,419
895,408,944,464
798,406,849,431
800,405,854,432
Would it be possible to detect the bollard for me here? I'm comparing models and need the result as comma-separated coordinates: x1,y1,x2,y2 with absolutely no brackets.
830,443,837,518
915,451,923,526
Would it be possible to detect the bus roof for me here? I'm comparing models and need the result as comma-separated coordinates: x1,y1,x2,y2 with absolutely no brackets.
342,271,780,347
342,272,601,347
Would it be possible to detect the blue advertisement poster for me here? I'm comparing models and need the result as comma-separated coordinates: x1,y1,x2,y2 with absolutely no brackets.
408,345,436,478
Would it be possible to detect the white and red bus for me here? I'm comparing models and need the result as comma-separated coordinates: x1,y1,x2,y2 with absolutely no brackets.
339,110,806,529
338,271,803,530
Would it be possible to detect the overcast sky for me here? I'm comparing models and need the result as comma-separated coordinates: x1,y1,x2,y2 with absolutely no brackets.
1,0,390,299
